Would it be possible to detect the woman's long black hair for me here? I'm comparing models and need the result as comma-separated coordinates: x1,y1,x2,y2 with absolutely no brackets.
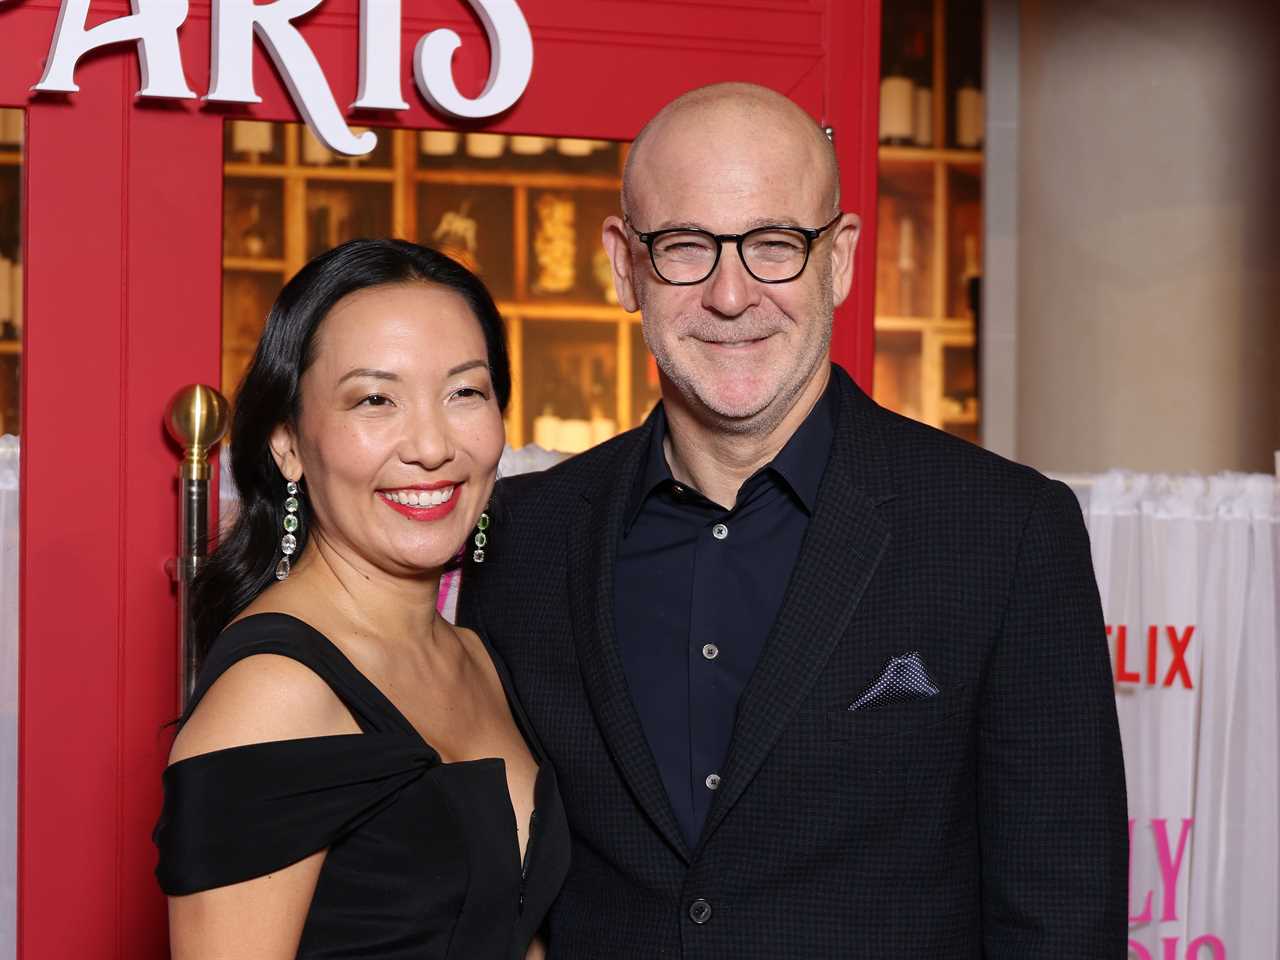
192,238,510,667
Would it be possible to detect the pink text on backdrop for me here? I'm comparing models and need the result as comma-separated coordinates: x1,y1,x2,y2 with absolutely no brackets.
1128,818,1226,958
1108,625,1195,688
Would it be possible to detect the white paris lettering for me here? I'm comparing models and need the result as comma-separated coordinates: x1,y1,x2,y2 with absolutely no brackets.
29,0,534,154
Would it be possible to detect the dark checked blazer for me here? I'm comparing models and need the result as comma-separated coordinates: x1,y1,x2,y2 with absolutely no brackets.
458,363,1128,959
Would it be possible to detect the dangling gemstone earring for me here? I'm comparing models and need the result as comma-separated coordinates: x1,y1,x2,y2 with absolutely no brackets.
472,511,490,564
275,480,301,581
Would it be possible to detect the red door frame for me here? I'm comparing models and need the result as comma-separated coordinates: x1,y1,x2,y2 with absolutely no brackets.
0,1,878,954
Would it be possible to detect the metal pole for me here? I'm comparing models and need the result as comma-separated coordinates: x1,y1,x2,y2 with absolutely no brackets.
165,385,230,710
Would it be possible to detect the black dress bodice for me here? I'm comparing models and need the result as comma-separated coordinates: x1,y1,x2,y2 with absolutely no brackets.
153,613,569,959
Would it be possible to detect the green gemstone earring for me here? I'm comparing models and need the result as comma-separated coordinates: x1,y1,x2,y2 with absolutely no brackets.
473,511,490,564
275,479,301,581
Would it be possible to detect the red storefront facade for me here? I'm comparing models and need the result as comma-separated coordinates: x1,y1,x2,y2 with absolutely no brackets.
0,0,880,953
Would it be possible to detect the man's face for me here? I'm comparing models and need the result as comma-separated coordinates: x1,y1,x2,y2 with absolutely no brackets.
605,108,858,432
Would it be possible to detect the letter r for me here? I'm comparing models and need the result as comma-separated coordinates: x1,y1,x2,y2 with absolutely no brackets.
207,0,375,155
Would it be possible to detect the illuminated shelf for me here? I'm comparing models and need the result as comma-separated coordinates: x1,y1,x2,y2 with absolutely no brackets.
0,341,21,355
874,0,984,438
417,170,621,191
223,257,287,273
879,146,983,166
501,302,636,324
219,124,647,449
225,162,397,183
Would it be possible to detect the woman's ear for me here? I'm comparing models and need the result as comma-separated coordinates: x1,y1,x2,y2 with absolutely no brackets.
269,423,303,483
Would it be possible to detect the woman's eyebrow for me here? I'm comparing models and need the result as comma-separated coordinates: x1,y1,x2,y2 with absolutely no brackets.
337,367,400,385
447,359,488,376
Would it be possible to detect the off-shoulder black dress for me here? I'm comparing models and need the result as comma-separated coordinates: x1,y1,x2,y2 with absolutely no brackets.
153,612,569,959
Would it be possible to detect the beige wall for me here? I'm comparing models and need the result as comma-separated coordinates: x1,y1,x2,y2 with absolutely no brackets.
1009,0,1280,474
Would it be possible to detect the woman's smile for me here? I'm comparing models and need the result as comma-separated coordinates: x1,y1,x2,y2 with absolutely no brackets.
377,482,461,521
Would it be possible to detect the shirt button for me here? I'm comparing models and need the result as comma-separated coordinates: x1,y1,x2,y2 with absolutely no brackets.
701,643,719,661
688,898,712,924
672,483,686,497
705,773,721,790
711,523,728,540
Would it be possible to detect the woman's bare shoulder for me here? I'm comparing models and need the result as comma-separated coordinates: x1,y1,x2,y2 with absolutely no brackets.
169,653,360,766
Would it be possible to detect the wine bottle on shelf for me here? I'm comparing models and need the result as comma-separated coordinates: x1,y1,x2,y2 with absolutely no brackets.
9,260,20,336
241,202,267,258
557,356,592,454
906,8,932,147
897,215,917,317
913,85,933,148
966,235,983,418
230,121,273,164
0,255,13,339
875,194,901,316
878,11,915,146
587,356,616,445
955,75,984,149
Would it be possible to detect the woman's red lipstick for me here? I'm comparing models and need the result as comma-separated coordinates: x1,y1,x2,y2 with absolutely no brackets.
378,483,461,522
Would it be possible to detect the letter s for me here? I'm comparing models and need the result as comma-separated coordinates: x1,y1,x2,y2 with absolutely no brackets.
414,0,533,118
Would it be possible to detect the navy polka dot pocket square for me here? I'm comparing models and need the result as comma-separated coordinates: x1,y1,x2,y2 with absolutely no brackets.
848,651,941,711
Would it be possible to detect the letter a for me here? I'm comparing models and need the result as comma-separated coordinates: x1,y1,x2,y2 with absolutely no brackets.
35,0,195,98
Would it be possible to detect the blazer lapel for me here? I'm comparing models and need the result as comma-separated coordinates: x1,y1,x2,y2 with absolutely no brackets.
701,371,897,845
567,419,693,864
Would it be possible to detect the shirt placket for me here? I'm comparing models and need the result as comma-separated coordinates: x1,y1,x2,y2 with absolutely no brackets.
686,503,734,838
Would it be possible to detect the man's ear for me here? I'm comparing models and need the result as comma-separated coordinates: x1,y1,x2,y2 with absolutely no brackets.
269,422,303,484
830,213,861,309
602,215,641,313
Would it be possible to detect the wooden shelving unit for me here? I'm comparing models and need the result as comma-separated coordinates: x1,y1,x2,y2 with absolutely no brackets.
874,0,983,443
0,108,23,436
222,123,649,449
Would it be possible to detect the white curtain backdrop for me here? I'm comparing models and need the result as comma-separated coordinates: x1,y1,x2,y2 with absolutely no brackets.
1067,471,1280,960
0,436,18,960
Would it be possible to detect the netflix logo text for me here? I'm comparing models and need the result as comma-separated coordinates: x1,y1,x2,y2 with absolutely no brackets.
1107,625,1195,689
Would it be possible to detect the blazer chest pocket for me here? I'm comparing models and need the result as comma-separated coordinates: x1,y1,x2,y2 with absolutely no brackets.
827,684,968,744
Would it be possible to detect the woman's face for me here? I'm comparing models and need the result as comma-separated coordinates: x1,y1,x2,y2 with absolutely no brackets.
274,281,505,577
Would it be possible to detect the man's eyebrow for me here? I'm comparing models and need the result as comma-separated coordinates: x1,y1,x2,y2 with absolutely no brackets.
337,368,400,385
742,215,803,230
649,216,804,233
447,359,489,377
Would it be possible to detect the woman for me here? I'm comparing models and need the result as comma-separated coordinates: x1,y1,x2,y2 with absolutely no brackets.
153,239,568,959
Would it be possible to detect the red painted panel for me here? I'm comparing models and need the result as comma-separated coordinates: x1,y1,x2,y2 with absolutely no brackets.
21,60,131,958
2,1,880,955
825,0,882,387
116,102,223,953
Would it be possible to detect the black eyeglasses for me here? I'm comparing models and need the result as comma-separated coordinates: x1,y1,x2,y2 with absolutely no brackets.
626,213,843,285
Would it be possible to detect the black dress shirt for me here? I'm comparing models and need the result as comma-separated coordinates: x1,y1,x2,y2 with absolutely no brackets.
614,379,836,847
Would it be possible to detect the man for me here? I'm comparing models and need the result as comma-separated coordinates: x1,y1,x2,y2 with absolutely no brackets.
460,83,1127,957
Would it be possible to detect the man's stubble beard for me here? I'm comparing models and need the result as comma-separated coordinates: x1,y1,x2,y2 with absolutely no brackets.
637,265,835,438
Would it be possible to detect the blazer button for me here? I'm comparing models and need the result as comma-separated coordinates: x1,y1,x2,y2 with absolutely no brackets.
688,899,712,924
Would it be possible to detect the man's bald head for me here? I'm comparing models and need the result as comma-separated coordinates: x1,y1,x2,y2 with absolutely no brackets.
621,82,840,223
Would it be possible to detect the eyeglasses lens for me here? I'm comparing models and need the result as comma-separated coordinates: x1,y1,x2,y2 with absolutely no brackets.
649,227,810,283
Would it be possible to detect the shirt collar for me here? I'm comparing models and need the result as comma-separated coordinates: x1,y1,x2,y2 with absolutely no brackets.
625,372,838,531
